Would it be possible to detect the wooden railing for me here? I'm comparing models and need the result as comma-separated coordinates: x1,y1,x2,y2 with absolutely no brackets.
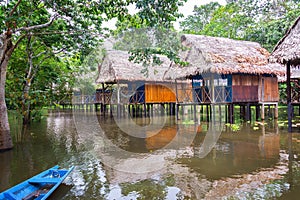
177,86,232,104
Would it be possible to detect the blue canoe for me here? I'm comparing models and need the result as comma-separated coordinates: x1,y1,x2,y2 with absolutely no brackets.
0,165,74,200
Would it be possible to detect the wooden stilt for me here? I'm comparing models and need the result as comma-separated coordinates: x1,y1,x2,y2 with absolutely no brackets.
255,105,260,121
176,104,179,120
287,61,292,132
246,103,251,121
209,105,212,121
219,105,222,121
109,105,113,117
193,104,197,121
137,104,141,116
261,104,265,120
131,104,135,117
122,105,126,117
225,105,228,123
211,104,215,123
171,103,175,116
228,104,234,124
206,105,209,122
143,103,147,118
104,104,107,117
275,103,278,119
151,104,154,117
161,104,165,116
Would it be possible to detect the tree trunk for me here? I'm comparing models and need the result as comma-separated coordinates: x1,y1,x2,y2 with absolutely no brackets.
0,34,13,150
22,83,31,125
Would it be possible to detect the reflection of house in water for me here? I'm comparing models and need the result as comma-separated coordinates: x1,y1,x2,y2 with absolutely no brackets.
97,116,200,153
98,121,285,199
145,126,177,150
258,133,280,159
178,124,280,180
97,115,281,181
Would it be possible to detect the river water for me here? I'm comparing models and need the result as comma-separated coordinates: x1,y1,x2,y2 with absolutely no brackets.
1,108,300,199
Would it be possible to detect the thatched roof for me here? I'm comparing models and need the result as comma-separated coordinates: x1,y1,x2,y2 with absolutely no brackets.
95,50,179,84
96,35,285,84
270,16,300,66
177,34,284,77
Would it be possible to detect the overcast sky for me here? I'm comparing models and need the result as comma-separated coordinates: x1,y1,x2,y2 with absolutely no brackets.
102,0,227,30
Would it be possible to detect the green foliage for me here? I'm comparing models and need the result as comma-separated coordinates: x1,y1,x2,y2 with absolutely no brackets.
225,123,241,132
121,179,167,200
134,0,186,28
182,119,194,125
2,0,187,125
113,27,188,77
180,2,221,34
180,0,300,52
279,83,287,103
6,38,76,111
111,0,188,74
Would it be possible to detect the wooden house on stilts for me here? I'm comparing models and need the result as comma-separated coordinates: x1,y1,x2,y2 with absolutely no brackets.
174,34,284,122
270,16,300,132
95,50,180,117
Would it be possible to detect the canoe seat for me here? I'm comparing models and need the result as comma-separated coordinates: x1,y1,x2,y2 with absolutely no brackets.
3,192,18,200
28,178,60,184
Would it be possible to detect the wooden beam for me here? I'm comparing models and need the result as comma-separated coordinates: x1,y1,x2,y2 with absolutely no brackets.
275,103,278,119
287,61,292,132
261,104,265,120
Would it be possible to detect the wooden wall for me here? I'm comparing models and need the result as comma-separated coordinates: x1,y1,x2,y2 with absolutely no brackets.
231,74,259,102
145,84,176,103
259,76,279,102
231,74,279,103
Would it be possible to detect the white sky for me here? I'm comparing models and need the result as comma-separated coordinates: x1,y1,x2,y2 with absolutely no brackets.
102,0,227,30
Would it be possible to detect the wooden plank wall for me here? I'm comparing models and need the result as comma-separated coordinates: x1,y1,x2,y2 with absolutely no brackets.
232,85,259,102
232,74,259,86
261,76,279,102
145,84,176,103
231,74,279,103
232,75,259,102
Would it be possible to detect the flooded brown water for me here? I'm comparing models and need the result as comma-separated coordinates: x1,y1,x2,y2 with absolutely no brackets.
1,108,300,199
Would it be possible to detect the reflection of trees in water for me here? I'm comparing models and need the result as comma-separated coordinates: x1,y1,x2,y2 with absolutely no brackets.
0,112,76,192
65,152,108,199
121,180,167,200
4,110,300,199
0,150,13,191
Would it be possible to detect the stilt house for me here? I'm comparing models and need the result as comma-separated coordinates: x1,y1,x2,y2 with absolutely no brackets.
175,34,284,105
270,15,300,131
95,50,180,106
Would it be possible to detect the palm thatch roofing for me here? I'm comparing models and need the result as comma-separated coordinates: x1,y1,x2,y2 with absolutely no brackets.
178,34,284,78
96,34,285,84
270,16,300,66
95,50,179,84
